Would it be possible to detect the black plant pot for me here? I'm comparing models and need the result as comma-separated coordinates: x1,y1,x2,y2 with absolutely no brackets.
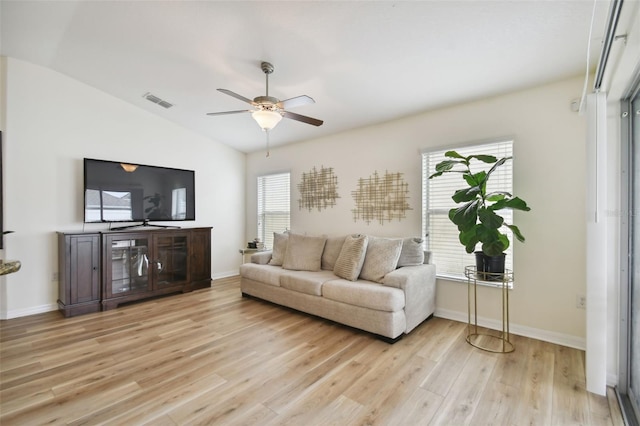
474,251,506,281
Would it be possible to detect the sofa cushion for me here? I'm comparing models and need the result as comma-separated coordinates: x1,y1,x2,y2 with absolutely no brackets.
250,250,273,265
321,235,347,271
268,231,289,266
397,237,425,267
359,237,402,283
322,279,405,312
239,263,287,287
280,270,338,296
333,234,368,281
282,233,327,271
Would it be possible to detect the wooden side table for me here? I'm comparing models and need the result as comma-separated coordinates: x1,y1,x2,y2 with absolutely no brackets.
465,266,514,353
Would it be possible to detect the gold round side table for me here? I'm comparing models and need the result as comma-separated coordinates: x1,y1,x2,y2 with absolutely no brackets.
465,265,514,353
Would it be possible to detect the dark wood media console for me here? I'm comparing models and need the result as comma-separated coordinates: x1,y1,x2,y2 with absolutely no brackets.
57,227,211,317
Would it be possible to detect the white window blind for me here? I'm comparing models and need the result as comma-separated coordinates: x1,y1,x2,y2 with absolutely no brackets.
257,172,290,250
422,140,514,280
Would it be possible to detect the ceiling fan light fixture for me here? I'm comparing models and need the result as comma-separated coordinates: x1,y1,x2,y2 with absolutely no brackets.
252,109,282,131
120,163,138,173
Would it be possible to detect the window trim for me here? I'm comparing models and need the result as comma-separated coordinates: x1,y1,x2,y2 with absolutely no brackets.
257,171,291,250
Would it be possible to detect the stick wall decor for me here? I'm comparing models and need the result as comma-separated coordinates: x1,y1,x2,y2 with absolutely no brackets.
297,166,340,211
351,170,411,225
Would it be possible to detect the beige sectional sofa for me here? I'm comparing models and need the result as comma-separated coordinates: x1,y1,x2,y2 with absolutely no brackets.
239,232,436,342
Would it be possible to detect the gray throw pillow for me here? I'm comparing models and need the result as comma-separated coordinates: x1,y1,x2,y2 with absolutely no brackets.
360,237,403,283
282,233,327,271
268,231,289,266
397,237,425,267
333,234,368,281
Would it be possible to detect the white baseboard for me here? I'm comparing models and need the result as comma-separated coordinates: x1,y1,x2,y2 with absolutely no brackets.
434,307,586,351
1,303,58,320
211,270,240,280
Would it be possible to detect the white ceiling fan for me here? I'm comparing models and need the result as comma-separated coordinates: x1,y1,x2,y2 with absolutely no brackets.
207,61,323,156
207,61,323,132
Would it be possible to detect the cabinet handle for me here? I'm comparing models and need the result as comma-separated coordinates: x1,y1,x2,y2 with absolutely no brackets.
139,254,149,276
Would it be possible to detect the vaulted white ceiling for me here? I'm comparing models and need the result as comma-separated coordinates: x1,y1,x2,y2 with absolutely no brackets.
1,1,611,153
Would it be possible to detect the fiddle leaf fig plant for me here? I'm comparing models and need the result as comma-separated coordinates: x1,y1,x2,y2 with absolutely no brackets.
429,151,531,257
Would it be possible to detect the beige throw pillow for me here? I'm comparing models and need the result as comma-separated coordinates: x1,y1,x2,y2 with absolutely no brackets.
282,233,327,271
359,237,403,283
397,237,425,267
321,235,347,270
268,231,289,266
333,234,368,281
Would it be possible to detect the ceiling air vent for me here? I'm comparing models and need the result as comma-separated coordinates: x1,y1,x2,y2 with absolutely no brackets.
142,92,174,109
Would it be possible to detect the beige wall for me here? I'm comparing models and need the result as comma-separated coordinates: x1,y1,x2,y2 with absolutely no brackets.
0,57,246,318
247,76,587,347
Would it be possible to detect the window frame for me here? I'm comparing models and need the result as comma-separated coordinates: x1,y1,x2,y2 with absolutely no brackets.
257,171,291,250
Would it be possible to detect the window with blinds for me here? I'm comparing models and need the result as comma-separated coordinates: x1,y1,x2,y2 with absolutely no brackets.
422,140,514,280
257,172,290,250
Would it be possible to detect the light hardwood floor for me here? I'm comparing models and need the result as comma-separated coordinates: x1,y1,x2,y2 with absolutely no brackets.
0,276,624,425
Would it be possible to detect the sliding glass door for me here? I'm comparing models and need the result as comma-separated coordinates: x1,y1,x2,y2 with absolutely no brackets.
620,84,640,426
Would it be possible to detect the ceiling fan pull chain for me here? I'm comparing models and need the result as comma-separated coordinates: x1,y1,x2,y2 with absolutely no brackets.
266,130,270,157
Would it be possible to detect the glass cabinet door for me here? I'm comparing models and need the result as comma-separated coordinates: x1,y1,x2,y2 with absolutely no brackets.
153,233,189,289
107,235,151,296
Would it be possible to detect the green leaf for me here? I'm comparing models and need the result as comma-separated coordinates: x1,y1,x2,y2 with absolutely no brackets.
459,225,480,253
478,208,503,229
463,170,486,188
505,196,531,211
485,156,510,180
491,196,531,212
487,198,509,211
469,154,497,164
434,159,465,173
444,151,466,160
506,224,526,242
452,186,480,203
449,201,479,231
485,192,508,202
481,232,510,256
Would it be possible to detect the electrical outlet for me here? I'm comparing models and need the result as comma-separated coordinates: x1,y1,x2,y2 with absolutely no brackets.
576,295,586,309
52,272,58,282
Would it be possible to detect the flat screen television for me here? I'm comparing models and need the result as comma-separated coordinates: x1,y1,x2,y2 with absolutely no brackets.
84,158,195,225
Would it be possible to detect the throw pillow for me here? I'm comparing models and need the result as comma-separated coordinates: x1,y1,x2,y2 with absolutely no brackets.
282,233,327,271
321,235,347,270
333,234,368,281
268,231,289,266
397,237,425,267
359,237,403,283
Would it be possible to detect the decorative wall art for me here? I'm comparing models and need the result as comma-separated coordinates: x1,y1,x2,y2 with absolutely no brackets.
297,166,340,211
351,170,412,225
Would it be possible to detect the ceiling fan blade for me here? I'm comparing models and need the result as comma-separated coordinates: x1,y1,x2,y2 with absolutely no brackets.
283,111,324,126
206,110,251,116
276,95,315,110
217,89,257,106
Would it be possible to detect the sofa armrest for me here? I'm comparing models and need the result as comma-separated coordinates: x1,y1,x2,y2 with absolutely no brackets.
382,264,436,333
251,250,273,265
